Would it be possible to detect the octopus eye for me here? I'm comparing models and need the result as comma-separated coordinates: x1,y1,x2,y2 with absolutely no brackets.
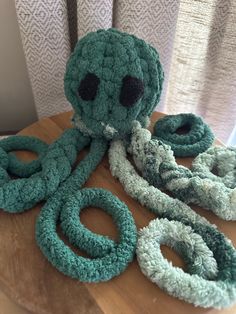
119,75,144,107
78,73,100,101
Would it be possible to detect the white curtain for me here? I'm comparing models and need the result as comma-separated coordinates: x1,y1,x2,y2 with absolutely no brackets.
15,0,236,143
112,0,180,109
14,0,71,117
77,0,113,39
165,0,236,142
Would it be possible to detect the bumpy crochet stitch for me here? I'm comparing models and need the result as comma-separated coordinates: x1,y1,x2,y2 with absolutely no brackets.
192,145,236,188
153,113,214,157
65,28,164,139
0,135,48,177
1,29,165,283
0,129,89,212
130,122,236,220
109,137,236,308
1,27,236,306
36,137,137,281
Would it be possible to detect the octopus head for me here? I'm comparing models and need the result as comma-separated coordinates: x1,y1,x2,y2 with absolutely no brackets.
64,28,164,139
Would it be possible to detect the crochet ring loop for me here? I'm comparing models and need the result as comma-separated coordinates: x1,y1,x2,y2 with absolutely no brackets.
153,113,214,157
109,138,236,308
0,136,48,177
138,218,218,280
36,188,137,282
192,145,236,189
137,218,236,308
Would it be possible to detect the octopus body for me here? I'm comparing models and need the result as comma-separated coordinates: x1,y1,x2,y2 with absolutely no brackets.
1,29,236,309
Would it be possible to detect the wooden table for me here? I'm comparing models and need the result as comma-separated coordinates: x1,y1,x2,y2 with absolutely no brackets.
0,111,236,314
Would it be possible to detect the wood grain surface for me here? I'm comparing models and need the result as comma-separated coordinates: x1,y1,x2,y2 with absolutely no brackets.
0,111,235,314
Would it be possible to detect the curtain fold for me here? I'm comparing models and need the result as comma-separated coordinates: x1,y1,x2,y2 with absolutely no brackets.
76,0,113,39
14,0,71,118
112,0,180,110
164,0,236,142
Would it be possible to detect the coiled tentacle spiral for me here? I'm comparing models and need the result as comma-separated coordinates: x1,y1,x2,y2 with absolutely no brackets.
109,132,236,308
152,113,214,157
36,138,137,282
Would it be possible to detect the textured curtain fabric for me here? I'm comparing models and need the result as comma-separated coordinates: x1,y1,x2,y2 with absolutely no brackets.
15,0,71,118
77,0,113,39
113,0,180,109
164,0,236,142
15,0,236,142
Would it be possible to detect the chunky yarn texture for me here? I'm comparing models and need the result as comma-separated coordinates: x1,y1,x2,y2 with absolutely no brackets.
1,28,236,306
0,133,137,282
36,139,137,282
130,122,236,220
153,113,214,157
109,137,236,308
65,28,164,139
0,29,165,283
0,129,89,212
192,145,236,189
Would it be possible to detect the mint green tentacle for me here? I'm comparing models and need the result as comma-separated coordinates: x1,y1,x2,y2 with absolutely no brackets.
109,138,236,308
130,122,236,220
191,146,236,189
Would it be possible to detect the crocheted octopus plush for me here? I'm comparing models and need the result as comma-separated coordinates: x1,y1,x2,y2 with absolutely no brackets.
0,29,236,309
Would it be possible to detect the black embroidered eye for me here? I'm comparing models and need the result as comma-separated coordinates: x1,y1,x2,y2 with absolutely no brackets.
119,75,144,107
78,73,100,101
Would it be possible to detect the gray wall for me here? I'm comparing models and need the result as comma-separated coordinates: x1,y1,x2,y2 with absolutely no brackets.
0,0,37,133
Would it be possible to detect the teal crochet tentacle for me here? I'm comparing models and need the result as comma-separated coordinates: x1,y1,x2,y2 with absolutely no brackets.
36,138,137,282
153,113,214,157
0,131,137,282
0,129,90,212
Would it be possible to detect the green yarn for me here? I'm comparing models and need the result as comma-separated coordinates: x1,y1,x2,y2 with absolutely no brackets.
0,29,164,283
161,162,236,220
0,129,90,212
47,188,136,282
1,27,236,296
138,218,218,280
153,113,214,157
192,145,236,189
137,218,236,308
60,191,116,258
65,28,164,139
0,136,48,177
109,138,236,308
130,122,236,220
36,139,137,282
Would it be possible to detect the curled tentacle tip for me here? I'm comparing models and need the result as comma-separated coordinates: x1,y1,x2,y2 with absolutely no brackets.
153,113,214,157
